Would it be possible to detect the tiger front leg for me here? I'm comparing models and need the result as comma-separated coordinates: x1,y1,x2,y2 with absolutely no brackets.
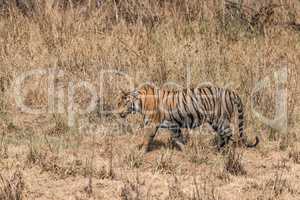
215,120,233,151
170,128,187,151
137,126,159,153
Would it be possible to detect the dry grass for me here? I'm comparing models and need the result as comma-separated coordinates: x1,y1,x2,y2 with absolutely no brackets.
46,114,70,136
123,147,144,169
185,134,212,165
223,147,246,176
0,0,299,199
288,147,300,164
266,171,290,197
242,171,296,199
167,175,189,200
0,170,24,200
0,132,8,159
120,173,144,200
167,175,223,200
152,149,179,174
261,170,296,199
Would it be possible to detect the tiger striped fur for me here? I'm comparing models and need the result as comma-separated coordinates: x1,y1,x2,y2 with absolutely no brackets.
117,84,259,152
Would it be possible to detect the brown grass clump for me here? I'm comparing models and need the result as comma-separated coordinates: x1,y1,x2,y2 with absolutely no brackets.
167,175,187,200
242,172,295,199
0,170,24,200
223,147,246,176
167,175,222,200
106,136,115,179
123,147,144,169
25,135,110,179
152,149,178,174
47,114,69,136
186,135,211,165
288,147,300,164
83,176,93,198
264,171,295,198
0,133,8,159
190,176,222,200
120,172,147,200
26,138,46,166
36,152,111,179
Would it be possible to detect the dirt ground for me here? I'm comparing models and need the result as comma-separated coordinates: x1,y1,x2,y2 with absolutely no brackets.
1,119,300,200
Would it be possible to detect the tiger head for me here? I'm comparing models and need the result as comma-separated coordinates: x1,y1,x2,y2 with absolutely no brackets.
116,90,141,118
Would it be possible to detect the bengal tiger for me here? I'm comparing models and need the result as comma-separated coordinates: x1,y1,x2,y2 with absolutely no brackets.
116,84,259,152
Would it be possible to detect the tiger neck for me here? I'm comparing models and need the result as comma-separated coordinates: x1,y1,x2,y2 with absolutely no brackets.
138,87,161,123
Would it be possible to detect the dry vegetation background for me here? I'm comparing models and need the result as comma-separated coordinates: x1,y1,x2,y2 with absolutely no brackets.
0,0,300,199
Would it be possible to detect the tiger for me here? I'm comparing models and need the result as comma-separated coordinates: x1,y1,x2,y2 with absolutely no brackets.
116,84,259,152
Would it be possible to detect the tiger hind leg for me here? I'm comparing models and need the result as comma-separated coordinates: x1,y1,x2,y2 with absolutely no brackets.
212,119,233,150
170,128,187,151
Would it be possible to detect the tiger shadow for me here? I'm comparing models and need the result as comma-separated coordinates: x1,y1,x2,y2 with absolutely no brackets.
147,140,167,151
146,139,185,152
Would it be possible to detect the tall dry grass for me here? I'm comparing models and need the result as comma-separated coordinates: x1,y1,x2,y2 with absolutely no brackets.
0,0,299,142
